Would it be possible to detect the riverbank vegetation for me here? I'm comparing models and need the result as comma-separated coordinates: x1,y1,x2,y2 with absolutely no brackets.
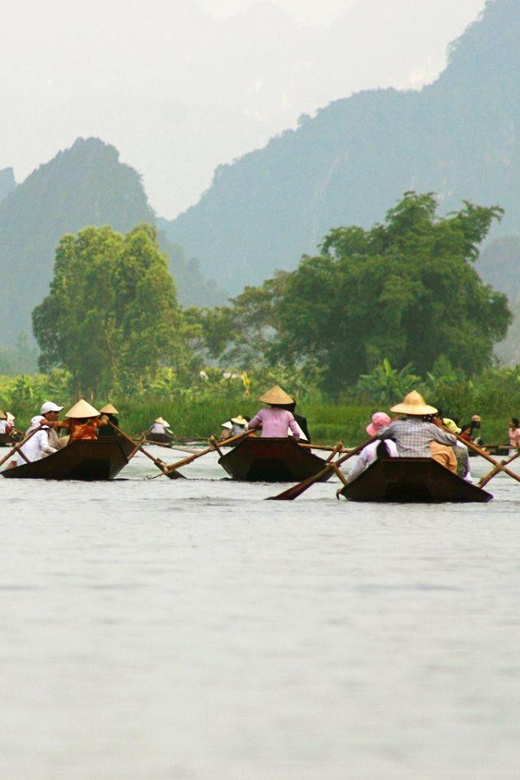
1,192,517,446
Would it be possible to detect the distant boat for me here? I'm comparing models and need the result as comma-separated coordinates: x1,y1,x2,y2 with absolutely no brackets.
338,457,492,503
1,438,135,481
0,432,21,448
218,437,331,482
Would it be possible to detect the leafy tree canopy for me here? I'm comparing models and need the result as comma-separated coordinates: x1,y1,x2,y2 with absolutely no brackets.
192,192,512,397
32,224,194,397
274,192,511,394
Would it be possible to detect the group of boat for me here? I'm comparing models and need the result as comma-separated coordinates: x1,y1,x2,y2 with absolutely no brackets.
0,433,496,503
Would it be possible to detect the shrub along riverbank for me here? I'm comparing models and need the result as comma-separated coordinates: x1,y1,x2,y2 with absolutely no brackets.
0,378,513,449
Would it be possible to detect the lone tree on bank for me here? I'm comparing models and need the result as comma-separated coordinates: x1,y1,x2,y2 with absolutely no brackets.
32,224,187,397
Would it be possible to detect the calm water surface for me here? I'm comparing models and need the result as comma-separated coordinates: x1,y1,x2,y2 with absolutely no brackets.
1,447,520,779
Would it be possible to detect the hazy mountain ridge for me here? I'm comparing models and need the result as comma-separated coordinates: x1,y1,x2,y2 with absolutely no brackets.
0,138,225,344
162,0,520,293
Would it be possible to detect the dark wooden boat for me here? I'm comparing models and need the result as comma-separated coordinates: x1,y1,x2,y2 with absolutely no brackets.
338,457,492,503
146,432,174,446
1,438,135,481
218,437,331,482
0,432,15,447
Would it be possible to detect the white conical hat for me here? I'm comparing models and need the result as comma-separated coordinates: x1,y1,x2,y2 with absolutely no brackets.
65,399,101,418
258,385,294,405
99,403,119,414
154,417,170,426
390,391,437,416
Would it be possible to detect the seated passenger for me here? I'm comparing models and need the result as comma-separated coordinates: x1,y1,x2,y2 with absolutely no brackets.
17,415,57,463
346,412,398,483
378,391,457,470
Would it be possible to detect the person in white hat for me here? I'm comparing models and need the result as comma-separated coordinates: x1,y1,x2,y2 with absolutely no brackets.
378,391,457,466
16,415,58,464
148,417,174,443
37,400,68,449
246,386,300,439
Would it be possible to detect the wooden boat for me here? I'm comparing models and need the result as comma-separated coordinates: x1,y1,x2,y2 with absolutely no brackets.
218,436,331,482
0,432,17,447
146,432,174,446
338,457,492,503
1,438,135,481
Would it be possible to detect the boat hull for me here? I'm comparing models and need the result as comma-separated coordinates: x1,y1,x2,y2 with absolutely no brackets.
1,439,134,481
218,437,330,482
0,432,21,447
339,457,492,503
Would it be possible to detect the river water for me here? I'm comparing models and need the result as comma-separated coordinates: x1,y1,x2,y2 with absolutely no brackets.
1,447,520,780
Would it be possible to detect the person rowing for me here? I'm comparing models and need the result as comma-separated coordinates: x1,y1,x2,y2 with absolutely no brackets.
246,385,300,440
378,391,458,471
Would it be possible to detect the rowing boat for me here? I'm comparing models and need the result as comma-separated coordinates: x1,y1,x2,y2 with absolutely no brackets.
1,438,135,481
218,437,332,482
338,457,492,503
0,432,22,447
146,432,174,446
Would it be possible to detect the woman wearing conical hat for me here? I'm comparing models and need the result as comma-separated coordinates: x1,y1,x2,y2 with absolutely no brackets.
377,390,458,462
59,399,109,444
246,386,300,439
97,404,120,438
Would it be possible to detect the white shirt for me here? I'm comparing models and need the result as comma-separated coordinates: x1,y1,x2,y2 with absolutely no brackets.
0,420,9,434
18,427,56,463
346,439,399,483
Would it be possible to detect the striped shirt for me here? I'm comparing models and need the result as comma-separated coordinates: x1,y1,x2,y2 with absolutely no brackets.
378,418,457,457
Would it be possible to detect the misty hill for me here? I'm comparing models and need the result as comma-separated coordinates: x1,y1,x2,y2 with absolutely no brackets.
0,168,15,203
0,138,225,344
163,0,520,294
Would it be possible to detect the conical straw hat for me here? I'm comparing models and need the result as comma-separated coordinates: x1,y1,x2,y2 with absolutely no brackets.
231,415,248,425
390,391,437,416
99,403,119,414
154,417,169,425
0,409,6,420
258,385,294,405
65,399,101,418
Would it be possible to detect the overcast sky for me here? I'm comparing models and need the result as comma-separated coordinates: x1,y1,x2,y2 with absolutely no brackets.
0,0,486,218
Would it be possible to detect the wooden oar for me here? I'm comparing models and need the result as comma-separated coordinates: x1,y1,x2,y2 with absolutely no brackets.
267,435,377,501
456,434,520,487
298,441,349,453
108,421,185,479
478,449,520,488
0,426,41,469
164,430,249,475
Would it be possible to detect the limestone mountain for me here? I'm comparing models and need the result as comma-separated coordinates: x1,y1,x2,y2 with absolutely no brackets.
0,138,224,343
163,0,520,295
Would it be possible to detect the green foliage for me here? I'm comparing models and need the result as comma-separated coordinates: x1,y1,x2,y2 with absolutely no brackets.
32,224,193,397
273,193,511,394
353,359,422,406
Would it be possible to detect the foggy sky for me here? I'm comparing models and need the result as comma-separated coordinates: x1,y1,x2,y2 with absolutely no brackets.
0,0,486,218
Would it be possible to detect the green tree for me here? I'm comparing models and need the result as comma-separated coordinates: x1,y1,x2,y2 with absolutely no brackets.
32,224,189,397
273,192,511,394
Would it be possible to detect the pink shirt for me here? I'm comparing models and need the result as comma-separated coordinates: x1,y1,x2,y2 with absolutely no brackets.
247,408,300,439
